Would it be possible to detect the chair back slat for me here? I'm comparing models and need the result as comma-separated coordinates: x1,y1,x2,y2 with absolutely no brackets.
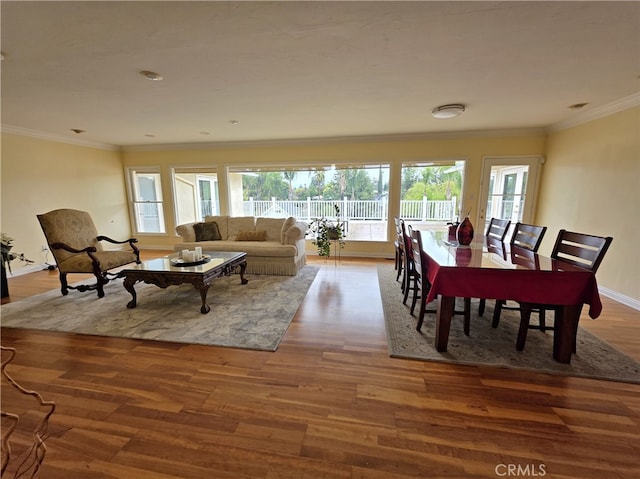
486,218,511,241
510,222,547,252
551,229,613,272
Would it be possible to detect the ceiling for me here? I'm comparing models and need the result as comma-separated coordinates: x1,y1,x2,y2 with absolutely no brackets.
1,1,639,148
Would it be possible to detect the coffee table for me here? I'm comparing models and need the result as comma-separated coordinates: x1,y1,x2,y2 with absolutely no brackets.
122,251,248,314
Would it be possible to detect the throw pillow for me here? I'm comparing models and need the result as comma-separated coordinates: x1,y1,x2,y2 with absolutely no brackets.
236,230,267,241
193,221,222,241
281,216,297,243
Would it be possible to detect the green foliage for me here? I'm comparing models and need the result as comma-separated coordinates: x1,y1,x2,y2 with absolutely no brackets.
307,204,345,258
401,165,462,200
242,172,289,200
242,168,381,201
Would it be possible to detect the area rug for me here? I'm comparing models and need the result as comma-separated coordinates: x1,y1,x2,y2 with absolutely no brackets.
378,264,640,384
0,266,319,352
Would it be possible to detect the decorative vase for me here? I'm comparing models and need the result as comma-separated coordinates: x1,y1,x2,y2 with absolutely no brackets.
447,222,459,239
456,216,474,245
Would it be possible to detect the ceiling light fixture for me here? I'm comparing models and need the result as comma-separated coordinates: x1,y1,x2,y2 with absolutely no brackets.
70,129,85,134
432,104,466,119
229,120,239,125
140,70,163,81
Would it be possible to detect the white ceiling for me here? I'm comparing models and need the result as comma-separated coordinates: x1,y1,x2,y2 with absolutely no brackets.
1,1,639,148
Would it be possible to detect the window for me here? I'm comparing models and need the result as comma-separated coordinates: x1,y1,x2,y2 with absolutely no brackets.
400,160,465,231
172,167,219,226
227,164,390,241
127,168,166,233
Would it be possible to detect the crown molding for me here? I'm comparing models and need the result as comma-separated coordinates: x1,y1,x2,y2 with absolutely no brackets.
548,92,640,133
120,127,547,152
0,124,119,151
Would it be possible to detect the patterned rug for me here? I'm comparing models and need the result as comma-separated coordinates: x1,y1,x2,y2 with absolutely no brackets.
1,266,319,351
378,264,640,384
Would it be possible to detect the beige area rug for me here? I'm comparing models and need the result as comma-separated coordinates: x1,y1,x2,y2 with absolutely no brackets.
1,266,319,351
378,264,640,384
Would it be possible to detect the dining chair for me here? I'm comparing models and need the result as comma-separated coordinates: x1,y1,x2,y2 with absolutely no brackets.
400,220,419,305
393,217,405,284
413,229,470,335
486,217,511,242
409,228,429,318
486,222,547,324
475,217,511,316
515,229,613,352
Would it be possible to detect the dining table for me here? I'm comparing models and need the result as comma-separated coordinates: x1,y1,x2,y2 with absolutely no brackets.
419,230,603,363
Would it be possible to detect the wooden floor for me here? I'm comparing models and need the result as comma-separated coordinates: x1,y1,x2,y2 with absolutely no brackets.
1,253,639,478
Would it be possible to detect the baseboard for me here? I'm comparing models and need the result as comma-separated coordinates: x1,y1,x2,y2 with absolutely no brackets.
599,286,640,312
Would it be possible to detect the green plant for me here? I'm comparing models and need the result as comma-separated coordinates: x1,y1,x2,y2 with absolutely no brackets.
1,233,16,273
2,233,33,273
307,204,346,258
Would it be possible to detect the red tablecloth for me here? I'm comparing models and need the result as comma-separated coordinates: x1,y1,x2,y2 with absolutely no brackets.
422,233,602,318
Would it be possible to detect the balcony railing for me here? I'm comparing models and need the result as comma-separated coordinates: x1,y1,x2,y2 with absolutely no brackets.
241,196,458,222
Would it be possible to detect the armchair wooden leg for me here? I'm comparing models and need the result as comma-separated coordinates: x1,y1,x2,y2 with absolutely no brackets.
59,272,69,296
478,298,486,316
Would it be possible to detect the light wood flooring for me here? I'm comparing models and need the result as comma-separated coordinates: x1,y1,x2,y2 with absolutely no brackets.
1,252,639,478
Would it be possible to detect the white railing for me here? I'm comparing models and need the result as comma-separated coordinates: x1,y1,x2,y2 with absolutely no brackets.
243,196,457,222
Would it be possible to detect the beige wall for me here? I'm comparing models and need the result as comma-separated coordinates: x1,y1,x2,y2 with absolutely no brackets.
537,107,640,301
0,134,130,272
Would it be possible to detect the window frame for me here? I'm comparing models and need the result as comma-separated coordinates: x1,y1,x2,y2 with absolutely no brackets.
125,166,167,235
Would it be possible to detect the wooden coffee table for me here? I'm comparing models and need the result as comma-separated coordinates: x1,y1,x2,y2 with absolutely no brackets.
122,251,248,314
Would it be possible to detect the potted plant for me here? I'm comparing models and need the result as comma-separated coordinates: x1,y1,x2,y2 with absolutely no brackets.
307,204,346,258
2,233,15,298
1,233,17,274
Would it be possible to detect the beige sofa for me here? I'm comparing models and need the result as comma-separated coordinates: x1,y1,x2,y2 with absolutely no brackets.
175,215,308,276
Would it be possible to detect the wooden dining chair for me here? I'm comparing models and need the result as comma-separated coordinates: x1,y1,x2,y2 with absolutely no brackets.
413,229,470,335
409,228,429,318
487,222,547,324
400,220,419,305
393,217,404,284
475,218,511,316
486,217,511,242
515,229,613,351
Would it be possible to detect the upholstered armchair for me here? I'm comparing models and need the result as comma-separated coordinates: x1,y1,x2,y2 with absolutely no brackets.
37,209,140,298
